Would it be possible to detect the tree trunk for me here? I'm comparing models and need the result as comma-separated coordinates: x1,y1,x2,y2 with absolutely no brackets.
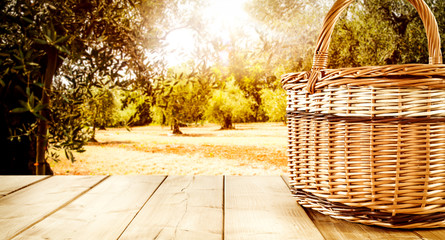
221,115,233,130
89,122,98,143
35,47,57,175
89,105,98,142
171,119,182,135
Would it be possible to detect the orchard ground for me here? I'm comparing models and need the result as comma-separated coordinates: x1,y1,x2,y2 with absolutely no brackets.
48,122,288,175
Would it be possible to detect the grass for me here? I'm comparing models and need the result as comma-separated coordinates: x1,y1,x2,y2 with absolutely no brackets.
48,122,288,175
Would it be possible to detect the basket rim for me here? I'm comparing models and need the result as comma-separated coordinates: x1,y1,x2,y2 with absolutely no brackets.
282,63,445,91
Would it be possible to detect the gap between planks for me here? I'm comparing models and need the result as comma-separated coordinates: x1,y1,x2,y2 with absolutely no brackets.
12,175,167,240
4,175,441,240
0,175,51,198
118,176,224,240
5,175,317,240
9,176,110,239
116,176,168,239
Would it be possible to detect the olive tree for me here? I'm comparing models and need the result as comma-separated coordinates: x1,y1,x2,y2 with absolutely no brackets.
0,0,168,174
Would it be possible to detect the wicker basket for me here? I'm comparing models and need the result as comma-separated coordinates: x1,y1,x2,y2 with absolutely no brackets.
282,0,445,229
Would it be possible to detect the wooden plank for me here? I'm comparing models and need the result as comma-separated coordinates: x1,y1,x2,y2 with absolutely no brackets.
415,229,445,240
0,176,49,197
0,176,106,240
12,176,166,240
305,208,421,240
224,176,325,240
119,175,223,240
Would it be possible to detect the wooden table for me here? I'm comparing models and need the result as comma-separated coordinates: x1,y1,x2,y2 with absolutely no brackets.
1,176,444,240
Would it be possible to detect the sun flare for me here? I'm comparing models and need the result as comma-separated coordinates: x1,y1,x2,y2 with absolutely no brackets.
164,0,251,67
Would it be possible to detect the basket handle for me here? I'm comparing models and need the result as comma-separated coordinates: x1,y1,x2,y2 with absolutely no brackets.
307,0,443,93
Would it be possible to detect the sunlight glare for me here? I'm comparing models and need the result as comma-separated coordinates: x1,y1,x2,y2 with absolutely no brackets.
164,0,250,67
205,0,250,30
165,28,196,67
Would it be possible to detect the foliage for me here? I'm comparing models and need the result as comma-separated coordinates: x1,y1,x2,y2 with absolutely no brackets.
205,78,254,129
84,87,144,141
152,73,199,133
229,61,268,122
217,28,274,122
329,5,395,67
245,0,334,72
119,90,150,127
88,87,117,130
48,74,92,163
246,0,444,70
0,0,167,174
151,62,216,133
329,0,445,67
260,88,286,122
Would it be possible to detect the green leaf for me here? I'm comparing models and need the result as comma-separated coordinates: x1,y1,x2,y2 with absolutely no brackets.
25,49,33,59
32,112,47,121
19,48,24,60
18,100,29,109
34,39,48,45
64,149,70,160
55,45,70,55
68,151,75,162
53,35,69,45
22,17,34,24
26,62,40,67
47,4,56,10
33,104,47,113
33,82,44,88
12,65,25,70
10,108,28,113
14,85,25,96
62,94,69,102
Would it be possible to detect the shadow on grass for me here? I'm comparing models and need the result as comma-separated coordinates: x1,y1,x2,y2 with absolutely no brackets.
167,133,216,137
87,141,134,146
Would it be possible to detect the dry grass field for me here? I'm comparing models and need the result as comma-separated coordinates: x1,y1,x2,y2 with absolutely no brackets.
48,122,288,175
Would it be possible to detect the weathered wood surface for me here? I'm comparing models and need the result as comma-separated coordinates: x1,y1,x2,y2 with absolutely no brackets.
0,176,49,197
0,176,106,239
224,176,324,240
119,176,223,240
12,175,166,240
0,176,443,240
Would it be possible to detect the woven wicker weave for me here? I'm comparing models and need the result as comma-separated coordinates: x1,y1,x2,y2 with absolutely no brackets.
282,0,445,228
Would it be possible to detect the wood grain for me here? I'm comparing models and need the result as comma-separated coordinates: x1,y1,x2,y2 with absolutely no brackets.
119,175,223,240
224,176,325,240
12,176,166,240
415,229,445,240
306,209,421,240
1,176,443,240
0,176,49,197
0,176,106,239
